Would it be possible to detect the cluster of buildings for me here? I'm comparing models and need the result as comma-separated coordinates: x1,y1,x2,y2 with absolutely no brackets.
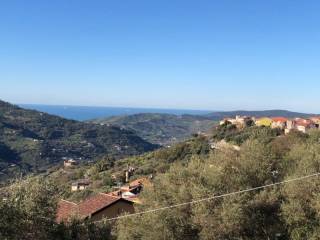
57,177,150,222
220,115,320,134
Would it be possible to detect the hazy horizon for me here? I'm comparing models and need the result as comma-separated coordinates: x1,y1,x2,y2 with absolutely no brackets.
15,102,318,121
19,102,319,114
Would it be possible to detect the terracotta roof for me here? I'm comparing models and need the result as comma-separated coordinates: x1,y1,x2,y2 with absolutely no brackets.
57,193,133,222
56,200,77,223
295,119,314,127
117,178,150,193
271,117,288,123
78,193,122,217
129,178,151,188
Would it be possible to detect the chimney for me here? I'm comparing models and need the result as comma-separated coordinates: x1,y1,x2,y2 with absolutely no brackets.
125,171,129,183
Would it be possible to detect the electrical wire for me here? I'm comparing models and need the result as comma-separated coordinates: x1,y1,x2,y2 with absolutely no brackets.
97,172,320,222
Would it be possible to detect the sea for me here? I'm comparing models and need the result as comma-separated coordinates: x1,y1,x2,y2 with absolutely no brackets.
19,104,211,121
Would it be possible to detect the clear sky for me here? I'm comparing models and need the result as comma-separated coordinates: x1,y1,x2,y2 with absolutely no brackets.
0,0,320,112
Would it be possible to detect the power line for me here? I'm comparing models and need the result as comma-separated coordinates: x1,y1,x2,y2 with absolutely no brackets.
99,172,320,222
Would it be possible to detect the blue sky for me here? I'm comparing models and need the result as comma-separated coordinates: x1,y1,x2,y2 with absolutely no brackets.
0,0,320,112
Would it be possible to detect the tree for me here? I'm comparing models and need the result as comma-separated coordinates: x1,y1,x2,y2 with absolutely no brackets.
281,142,320,240
0,177,58,240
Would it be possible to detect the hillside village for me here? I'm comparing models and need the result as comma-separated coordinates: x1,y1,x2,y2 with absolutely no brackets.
57,114,320,223
4,111,320,239
220,115,320,134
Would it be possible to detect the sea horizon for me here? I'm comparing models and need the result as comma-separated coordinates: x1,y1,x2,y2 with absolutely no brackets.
19,103,213,121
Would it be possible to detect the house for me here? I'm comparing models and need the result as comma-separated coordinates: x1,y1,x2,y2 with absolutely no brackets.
64,159,77,167
285,118,317,134
285,119,296,134
295,119,317,133
120,177,151,196
255,117,273,127
107,177,151,201
271,117,288,129
127,178,151,192
71,179,91,192
220,116,254,128
220,118,234,125
310,117,320,127
56,193,135,223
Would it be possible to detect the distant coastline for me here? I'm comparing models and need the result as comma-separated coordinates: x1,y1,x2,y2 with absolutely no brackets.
19,104,212,121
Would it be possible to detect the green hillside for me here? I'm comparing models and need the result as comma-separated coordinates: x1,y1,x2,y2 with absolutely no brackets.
0,100,158,182
3,124,320,239
90,113,216,146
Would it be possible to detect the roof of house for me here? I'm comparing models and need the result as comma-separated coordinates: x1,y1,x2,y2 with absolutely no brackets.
129,177,151,188
118,177,151,193
272,117,288,123
57,193,133,222
78,193,124,217
56,200,78,223
295,120,312,127
293,118,316,127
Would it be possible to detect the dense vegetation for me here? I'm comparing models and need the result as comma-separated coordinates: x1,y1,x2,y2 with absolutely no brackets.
116,127,320,240
0,100,157,182
89,113,215,146
211,121,283,145
2,118,320,239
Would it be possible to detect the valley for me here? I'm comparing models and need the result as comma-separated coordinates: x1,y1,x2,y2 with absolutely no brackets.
0,100,157,182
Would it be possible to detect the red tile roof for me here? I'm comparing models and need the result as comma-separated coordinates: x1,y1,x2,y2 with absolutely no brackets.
295,119,314,127
271,117,288,123
57,193,133,222
129,178,151,188
56,200,78,223
118,178,151,193
78,193,122,217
